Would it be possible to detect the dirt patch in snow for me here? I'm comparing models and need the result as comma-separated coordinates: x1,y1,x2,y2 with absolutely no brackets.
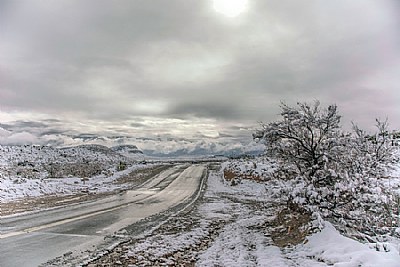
268,206,312,248
223,168,263,183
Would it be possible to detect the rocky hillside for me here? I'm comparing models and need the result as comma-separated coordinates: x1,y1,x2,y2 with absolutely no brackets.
0,144,143,179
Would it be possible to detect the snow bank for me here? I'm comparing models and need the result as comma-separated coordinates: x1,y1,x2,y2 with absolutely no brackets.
290,222,400,267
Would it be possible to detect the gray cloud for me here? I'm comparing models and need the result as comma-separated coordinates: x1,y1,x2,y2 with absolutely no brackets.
130,122,147,128
169,102,242,120
0,121,49,133
1,0,399,148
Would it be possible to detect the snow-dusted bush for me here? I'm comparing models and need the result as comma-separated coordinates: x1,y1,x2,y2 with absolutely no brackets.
351,118,395,177
254,101,398,238
253,101,343,185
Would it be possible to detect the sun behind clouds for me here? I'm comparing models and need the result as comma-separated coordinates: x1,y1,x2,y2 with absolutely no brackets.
212,0,249,17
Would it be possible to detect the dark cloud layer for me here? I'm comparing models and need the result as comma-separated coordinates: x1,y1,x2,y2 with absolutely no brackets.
1,0,400,149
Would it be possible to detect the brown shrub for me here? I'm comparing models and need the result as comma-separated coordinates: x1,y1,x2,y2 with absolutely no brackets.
223,168,264,182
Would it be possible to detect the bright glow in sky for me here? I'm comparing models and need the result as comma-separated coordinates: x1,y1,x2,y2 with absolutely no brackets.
213,0,248,17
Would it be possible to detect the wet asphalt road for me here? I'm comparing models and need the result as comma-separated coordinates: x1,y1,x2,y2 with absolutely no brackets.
0,164,206,267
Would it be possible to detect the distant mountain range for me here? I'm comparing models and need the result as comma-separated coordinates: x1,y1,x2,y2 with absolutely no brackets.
142,143,264,158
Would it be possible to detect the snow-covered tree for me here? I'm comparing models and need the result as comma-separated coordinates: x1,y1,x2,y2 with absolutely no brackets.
254,101,398,237
253,101,343,186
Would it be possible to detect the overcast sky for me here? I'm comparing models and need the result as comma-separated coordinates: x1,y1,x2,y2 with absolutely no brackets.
1,0,399,152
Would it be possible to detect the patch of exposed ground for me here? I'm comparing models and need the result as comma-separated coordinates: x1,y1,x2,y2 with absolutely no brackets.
223,168,263,183
267,207,312,248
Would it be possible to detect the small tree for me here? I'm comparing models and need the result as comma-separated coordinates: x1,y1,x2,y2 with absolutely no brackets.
253,101,342,186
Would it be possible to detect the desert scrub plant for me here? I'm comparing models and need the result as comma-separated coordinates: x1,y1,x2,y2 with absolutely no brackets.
254,100,398,238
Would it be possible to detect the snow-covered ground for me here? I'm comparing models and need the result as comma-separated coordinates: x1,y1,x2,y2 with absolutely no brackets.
94,165,400,266
2,143,400,266
201,170,400,266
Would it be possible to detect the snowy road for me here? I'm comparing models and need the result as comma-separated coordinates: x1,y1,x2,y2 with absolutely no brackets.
0,164,206,267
